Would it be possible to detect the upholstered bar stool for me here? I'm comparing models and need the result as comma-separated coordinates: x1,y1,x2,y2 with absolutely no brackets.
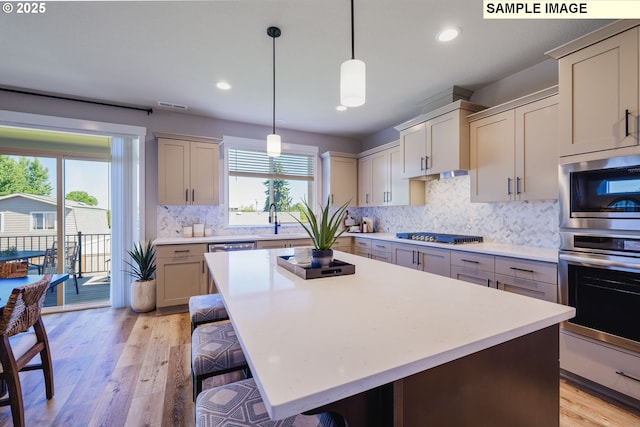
192,321,249,399
189,294,229,333
195,378,339,427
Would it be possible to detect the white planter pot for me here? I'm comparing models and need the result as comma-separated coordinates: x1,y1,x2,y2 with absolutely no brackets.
131,279,156,313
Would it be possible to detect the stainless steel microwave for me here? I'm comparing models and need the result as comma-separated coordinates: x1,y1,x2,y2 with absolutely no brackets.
560,155,640,231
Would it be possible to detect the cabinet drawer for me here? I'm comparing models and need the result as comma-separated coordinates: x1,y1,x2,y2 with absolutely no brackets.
561,330,640,401
288,239,313,247
496,274,557,302
451,251,495,272
353,237,372,250
371,250,393,263
495,256,557,284
370,240,392,252
156,244,207,259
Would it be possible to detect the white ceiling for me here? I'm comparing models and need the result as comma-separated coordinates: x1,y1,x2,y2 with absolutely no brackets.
0,1,610,138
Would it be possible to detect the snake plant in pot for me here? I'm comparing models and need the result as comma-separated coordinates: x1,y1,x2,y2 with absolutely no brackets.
292,197,349,267
125,241,157,312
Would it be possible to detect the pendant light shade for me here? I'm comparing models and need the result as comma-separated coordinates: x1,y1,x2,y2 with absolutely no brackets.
266,133,281,157
340,0,365,107
267,26,281,157
340,58,366,107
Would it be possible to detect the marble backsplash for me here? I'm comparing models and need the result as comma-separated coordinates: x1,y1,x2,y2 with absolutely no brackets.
156,175,559,248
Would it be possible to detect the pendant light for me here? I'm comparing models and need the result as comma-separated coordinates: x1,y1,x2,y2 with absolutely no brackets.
267,26,281,157
340,0,366,107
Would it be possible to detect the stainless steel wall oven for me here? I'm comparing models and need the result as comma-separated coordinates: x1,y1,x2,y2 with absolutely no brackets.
559,154,640,354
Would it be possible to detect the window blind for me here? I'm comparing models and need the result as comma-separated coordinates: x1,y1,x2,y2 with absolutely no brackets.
228,148,314,181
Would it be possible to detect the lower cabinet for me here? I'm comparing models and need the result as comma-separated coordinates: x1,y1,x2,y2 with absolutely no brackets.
156,243,208,311
450,251,495,288
354,237,393,263
332,237,353,254
393,242,451,276
494,256,558,302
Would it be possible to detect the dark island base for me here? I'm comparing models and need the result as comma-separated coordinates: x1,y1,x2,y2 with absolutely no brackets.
309,325,559,427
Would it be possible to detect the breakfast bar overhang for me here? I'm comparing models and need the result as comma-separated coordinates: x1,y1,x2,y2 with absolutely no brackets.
205,249,575,427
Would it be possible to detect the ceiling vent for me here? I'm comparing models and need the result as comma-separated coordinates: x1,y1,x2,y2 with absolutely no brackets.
157,101,188,110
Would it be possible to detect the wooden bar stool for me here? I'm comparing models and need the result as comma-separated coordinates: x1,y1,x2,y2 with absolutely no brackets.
191,321,248,400
195,378,339,427
189,294,229,333
0,275,54,427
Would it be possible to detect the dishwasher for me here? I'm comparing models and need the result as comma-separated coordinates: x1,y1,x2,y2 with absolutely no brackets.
207,241,256,292
208,241,256,252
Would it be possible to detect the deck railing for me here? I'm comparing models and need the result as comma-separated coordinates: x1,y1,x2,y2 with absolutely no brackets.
0,232,112,276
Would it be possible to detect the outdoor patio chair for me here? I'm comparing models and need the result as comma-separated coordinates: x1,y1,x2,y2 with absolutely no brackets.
44,242,79,294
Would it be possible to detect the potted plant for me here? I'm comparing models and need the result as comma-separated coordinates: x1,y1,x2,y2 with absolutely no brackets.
125,241,157,313
292,197,350,267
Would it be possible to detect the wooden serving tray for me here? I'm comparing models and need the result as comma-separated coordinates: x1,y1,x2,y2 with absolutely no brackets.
277,255,355,280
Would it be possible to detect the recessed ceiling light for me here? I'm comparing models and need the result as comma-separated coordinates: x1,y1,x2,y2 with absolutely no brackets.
336,105,347,111
216,81,232,90
437,27,460,42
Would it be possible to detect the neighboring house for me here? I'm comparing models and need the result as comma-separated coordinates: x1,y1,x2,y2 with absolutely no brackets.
0,193,111,272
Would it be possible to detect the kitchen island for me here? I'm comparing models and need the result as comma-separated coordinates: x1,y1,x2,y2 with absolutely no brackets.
205,249,574,427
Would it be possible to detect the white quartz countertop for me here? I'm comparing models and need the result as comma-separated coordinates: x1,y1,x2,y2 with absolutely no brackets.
155,232,558,263
205,249,574,420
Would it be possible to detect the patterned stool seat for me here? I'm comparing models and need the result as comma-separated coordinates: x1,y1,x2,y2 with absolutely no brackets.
192,322,248,399
195,378,339,427
189,294,229,332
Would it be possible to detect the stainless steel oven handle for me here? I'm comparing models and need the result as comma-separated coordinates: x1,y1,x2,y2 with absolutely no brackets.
559,253,640,270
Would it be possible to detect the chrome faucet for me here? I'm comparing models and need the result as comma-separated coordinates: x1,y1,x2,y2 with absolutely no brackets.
268,203,280,234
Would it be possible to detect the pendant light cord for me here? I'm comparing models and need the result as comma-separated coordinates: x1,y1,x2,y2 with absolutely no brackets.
350,0,355,60
272,32,276,134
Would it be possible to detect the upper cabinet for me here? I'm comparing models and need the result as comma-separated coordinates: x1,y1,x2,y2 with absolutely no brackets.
320,152,358,207
469,88,559,203
395,101,485,179
358,143,424,207
157,136,220,205
548,22,639,157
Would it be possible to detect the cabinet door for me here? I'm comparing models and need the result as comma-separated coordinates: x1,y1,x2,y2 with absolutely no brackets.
190,142,219,205
399,123,426,178
358,156,372,206
418,247,451,277
427,111,464,174
515,96,559,201
558,27,639,156
370,151,389,205
329,156,358,207
451,266,495,288
393,243,418,269
470,110,515,202
496,274,557,302
157,256,206,307
388,145,410,205
158,138,190,205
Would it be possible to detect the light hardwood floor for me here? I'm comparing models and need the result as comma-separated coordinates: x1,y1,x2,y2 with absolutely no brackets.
1,307,639,426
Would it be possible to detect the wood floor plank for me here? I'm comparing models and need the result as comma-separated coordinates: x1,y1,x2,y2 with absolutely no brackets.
1,307,639,426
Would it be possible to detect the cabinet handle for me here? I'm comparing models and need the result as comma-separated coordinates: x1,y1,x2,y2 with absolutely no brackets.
185,189,189,203
202,260,205,273
516,177,521,195
625,109,630,137
425,155,429,170
412,250,416,265
616,370,640,383
192,189,195,203
416,252,421,266
487,279,491,287
331,194,334,204
173,250,190,254
510,266,534,273
507,178,512,195
420,157,425,171
461,259,479,264
366,193,369,204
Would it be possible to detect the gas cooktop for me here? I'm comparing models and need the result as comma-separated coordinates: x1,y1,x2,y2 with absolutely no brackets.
396,232,483,245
